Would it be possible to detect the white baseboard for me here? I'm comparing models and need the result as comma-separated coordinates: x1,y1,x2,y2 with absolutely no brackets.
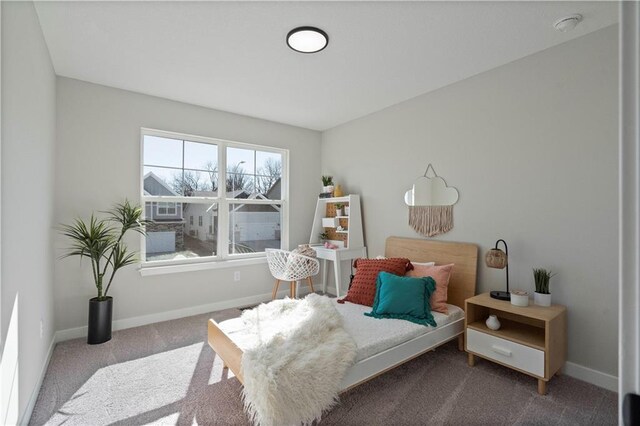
19,334,57,425
563,361,618,392
55,290,293,342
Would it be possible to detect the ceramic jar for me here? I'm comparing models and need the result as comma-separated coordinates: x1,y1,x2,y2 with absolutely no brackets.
486,315,501,331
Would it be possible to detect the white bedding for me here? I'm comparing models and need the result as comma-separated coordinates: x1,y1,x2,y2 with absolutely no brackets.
332,299,464,361
218,297,464,362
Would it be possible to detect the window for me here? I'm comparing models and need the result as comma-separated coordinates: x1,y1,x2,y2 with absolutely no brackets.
156,202,177,216
141,129,287,266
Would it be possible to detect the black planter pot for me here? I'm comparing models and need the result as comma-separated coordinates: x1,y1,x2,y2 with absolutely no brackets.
88,297,113,344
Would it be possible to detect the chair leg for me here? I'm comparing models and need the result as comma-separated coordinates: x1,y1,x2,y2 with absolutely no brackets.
307,276,315,293
272,279,280,300
290,281,296,298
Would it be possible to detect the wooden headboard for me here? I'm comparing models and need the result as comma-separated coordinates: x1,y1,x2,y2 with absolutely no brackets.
385,236,478,309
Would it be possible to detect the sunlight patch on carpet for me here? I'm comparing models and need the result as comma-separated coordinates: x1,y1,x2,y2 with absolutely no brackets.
46,343,204,425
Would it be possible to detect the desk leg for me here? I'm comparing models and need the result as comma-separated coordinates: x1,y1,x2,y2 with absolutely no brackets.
322,259,328,294
334,259,342,298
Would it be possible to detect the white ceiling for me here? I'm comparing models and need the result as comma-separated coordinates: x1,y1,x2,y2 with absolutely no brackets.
34,1,618,131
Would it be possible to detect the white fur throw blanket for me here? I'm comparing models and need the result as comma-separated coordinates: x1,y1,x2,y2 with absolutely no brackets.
240,294,357,426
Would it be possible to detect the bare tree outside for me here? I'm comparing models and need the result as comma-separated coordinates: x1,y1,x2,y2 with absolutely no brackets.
205,161,218,191
170,170,211,196
227,162,251,193
165,158,280,196
255,157,282,195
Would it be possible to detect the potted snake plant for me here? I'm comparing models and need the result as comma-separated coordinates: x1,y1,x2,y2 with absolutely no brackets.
533,268,555,307
60,200,147,344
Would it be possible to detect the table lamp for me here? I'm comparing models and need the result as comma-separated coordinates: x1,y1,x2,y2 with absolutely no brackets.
486,239,510,300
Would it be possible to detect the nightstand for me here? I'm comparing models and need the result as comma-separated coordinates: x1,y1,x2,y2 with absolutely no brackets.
464,292,567,395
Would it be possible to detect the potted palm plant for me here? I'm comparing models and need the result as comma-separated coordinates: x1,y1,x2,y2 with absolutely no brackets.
533,268,555,307
60,200,146,344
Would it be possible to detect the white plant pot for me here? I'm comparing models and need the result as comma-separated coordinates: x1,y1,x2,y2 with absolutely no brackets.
323,185,334,194
336,208,344,216
534,292,552,307
486,315,501,331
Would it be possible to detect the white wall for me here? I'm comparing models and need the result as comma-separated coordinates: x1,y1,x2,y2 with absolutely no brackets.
1,1,56,423
322,26,618,378
55,77,321,332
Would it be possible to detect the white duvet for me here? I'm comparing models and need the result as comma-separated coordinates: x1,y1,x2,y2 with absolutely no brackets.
219,297,464,363
331,299,464,361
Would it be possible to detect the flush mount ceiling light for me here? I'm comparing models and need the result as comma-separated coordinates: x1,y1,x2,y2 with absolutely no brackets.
554,14,583,32
287,26,328,54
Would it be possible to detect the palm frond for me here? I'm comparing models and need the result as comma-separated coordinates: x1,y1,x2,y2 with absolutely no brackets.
106,199,149,236
60,203,145,298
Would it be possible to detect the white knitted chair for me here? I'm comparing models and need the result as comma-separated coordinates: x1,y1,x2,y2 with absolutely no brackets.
266,249,320,299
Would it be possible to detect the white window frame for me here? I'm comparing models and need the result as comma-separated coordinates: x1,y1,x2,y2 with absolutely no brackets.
156,202,177,217
139,128,289,273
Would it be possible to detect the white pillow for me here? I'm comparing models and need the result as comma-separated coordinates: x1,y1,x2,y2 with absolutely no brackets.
412,261,436,267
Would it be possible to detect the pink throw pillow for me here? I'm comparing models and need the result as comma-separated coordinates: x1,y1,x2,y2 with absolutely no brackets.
407,264,454,314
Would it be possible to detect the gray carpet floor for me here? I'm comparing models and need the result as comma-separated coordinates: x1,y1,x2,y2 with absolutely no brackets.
30,307,617,425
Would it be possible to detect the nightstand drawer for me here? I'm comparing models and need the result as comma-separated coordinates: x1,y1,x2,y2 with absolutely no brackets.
467,328,544,377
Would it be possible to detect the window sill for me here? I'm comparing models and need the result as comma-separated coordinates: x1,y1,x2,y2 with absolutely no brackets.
139,256,267,277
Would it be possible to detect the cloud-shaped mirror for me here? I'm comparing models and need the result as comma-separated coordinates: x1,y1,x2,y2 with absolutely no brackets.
405,164,459,237
404,175,459,207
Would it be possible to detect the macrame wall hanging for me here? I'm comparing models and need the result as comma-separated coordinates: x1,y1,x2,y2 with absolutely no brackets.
404,164,460,237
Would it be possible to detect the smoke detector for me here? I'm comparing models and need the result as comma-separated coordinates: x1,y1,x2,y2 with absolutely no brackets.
554,14,583,32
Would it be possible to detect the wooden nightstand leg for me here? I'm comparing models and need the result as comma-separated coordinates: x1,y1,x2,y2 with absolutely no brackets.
467,353,475,367
457,334,464,351
537,379,547,395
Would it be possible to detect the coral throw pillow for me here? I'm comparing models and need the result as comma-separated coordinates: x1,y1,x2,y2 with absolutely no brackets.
407,263,455,314
338,258,413,307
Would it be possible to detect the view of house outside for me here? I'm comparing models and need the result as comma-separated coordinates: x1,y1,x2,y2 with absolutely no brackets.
142,135,283,262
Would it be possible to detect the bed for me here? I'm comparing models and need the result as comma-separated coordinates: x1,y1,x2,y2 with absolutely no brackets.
207,236,478,390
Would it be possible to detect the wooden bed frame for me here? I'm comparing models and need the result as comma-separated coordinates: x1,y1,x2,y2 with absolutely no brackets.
207,236,478,390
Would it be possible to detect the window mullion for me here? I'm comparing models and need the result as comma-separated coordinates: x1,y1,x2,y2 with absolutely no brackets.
217,143,229,259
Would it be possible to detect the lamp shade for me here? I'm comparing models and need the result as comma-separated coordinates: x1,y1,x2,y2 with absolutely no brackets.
486,248,508,269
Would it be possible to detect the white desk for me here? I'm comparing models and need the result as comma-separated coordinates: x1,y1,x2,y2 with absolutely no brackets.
312,246,367,297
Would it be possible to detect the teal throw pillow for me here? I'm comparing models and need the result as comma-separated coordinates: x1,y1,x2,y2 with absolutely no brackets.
364,271,437,326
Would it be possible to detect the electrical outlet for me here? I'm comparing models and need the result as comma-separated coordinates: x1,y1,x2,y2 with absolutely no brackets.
40,318,44,339
234,271,241,282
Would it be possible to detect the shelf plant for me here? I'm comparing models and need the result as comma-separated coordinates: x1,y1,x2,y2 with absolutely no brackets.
60,200,147,344
533,268,555,307
321,176,334,195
